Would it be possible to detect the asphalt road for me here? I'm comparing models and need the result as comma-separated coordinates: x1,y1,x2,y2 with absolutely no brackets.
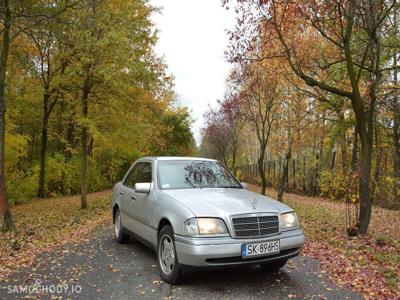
0,223,362,300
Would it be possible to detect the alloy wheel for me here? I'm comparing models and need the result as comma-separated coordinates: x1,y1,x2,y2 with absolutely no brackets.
114,210,121,238
159,234,175,275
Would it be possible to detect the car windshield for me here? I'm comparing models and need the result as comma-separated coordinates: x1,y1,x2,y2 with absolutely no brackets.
158,160,241,190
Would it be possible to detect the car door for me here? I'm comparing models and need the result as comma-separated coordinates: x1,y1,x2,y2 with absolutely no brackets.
119,162,142,233
130,161,153,241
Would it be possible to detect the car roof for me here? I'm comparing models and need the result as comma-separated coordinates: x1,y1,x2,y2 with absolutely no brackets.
141,156,217,162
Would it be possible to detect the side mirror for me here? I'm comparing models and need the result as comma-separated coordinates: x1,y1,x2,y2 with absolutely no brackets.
240,182,248,189
135,182,151,194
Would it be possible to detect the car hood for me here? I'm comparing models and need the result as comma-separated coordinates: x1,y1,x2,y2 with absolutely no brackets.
161,188,294,217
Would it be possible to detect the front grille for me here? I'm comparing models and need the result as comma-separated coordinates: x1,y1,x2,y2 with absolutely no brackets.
232,214,279,237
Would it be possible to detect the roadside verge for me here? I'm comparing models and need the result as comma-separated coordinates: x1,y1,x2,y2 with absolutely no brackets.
0,191,112,282
248,184,400,299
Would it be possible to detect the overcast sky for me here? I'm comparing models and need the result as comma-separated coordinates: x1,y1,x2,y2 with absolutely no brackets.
151,0,235,145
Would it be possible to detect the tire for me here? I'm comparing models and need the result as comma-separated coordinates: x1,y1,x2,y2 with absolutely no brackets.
157,225,182,284
114,207,129,244
260,259,287,271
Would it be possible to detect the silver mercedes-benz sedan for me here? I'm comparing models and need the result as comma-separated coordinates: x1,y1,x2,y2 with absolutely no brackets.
111,157,304,283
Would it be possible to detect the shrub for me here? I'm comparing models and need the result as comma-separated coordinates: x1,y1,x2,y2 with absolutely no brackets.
45,155,108,197
374,176,400,210
96,149,140,185
8,170,38,205
5,133,36,204
319,171,358,203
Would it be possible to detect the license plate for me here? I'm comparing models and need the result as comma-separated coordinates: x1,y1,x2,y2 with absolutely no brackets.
241,240,280,258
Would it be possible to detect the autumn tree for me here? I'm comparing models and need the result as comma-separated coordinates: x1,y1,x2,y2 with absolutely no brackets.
219,94,242,175
233,60,281,195
0,0,78,231
1,0,192,228
227,0,399,234
201,94,242,174
0,0,13,231
201,108,232,166
157,108,196,156
390,2,400,179
63,0,162,208
25,14,70,198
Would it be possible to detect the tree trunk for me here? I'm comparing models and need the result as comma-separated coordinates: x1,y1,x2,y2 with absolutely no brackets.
81,89,89,209
65,117,75,161
373,123,382,198
88,137,93,156
314,153,319,196
340,114,348,173
0,0,14,232
351,127,358,172
38,91,50,198
356,0,382,234
258,144,267,195
292,158,296,191
231,144,237,177
394,101,400,178
278,136,293,202
349,96,373,235
302,156,306,193
272,160,276,186
56,99,64,153
341,140,348,174
358,133,372,234
331,149,336,171
393,4,400,178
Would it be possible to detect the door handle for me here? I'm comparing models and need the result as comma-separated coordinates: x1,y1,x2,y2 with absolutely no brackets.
131,195,136,201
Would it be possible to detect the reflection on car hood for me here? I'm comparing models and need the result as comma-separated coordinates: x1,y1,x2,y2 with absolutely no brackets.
161,188,293,217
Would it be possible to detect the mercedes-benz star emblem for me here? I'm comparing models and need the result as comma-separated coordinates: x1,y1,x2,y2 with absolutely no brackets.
252,198,257,210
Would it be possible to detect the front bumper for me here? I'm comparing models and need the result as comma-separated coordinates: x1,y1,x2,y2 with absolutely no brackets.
174,229,304,269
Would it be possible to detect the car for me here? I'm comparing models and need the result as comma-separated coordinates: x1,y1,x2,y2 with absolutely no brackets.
111,157,305,284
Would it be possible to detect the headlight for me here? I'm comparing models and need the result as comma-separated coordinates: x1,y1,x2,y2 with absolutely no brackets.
281,212,298,229
184,218,228,236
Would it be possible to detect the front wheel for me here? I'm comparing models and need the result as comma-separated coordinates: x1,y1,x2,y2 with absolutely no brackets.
157,225,182,284
114,207,128,244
